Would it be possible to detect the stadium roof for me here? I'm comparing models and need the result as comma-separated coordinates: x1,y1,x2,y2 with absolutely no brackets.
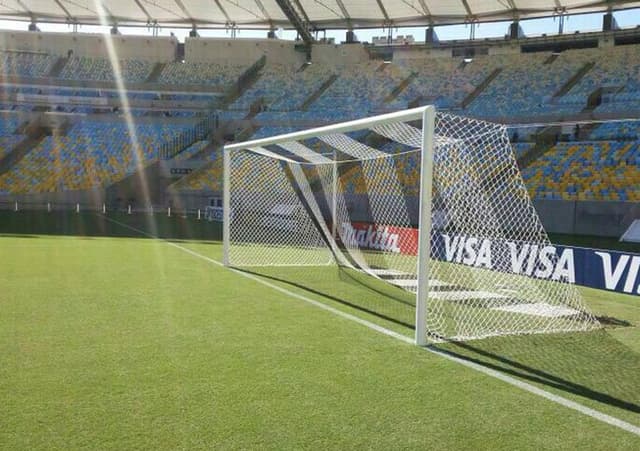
0,1,638,30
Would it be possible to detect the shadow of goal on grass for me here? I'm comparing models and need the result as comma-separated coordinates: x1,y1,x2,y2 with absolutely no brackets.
235,266,416,330
434,330,640,416
234,265,639,419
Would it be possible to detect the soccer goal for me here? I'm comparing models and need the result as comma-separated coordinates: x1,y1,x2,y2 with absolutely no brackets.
223,106,599,344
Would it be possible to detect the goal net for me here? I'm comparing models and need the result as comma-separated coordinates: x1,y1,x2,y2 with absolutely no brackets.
223,107,599,343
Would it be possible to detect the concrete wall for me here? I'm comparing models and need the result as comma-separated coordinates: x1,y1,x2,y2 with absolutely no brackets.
167,190,220,211
311,43,370,67
392,42,522,62
3,188,639,241
488,45,521,55
393,47,451,61
598,34,616,48
0,189,106,208
0,30,177,62
185,37,304,66
164,193,640,240
534,200,640,237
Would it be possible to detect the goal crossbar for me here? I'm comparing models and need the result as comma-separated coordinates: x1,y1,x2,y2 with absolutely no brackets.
224,106,431,152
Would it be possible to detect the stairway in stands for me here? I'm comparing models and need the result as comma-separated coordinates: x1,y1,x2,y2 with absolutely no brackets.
106,118,213,206
0,120,51,176
301,74,338,110
146,63,166,83
383,72,417,104
552,62,595,99
220,56,267,108
47,57,68,77
461,68,502,109
516,126,562,169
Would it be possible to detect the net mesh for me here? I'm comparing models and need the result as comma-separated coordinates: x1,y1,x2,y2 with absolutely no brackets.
226,111,599,341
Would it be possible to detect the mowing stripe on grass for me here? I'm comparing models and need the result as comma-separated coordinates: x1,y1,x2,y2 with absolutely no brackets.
101,214,640,437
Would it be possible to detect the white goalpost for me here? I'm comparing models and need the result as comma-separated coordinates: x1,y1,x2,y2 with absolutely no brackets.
223,106,599,344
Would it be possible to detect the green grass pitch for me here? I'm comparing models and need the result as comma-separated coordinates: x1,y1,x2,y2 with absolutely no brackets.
1,211,639,449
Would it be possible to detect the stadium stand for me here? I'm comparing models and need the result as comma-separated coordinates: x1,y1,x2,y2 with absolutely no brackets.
590,120,640,140
466,51,594,117
0,51,56,78
171,151,223,192
522,140,640,201
0,120,199,193
59,57,153,83
158,62,246,86
392,57,491,110
0,114,23,159
251,126,301,139
512,142,536,159
174,140,208,160
569,46,640,101
0,29,639,208
307,61,406,118
230,63,335,111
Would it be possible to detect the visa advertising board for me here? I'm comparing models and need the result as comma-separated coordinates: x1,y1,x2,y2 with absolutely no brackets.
340,222,639,296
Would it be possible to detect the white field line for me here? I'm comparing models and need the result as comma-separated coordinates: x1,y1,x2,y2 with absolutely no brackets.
102,215,640,437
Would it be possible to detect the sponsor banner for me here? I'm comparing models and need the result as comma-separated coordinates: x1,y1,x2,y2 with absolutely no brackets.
340,222,639,296
433,235,640,295
160,160,202,177
341,222,419,255
205,206,226,222
563,246,640,295
170,168,193,175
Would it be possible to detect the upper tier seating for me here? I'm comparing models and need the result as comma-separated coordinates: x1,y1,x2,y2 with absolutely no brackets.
568,46,640,97
0,51,56,78
158,62,246,86
1,42,639,202
59,57,153,83
309,62,407,117
467,51,593,118
590,121,640,140
231,63,334,111
393,57,491,110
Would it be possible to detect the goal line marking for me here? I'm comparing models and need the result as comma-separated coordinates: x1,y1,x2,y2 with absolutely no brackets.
101,215,640,437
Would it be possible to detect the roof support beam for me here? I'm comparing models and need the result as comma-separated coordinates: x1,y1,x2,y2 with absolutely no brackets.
212,0,232,24
254,0,273,27
334,0,352,28
460,0,475,19
100,2,117,24
133,0,152,22
292,0,312,25
52,0,73,20
416,0,432,16
504,0,518,15
274,0,314,45
172,0,192,20
15,0,32,18
374,0,391,22
255,0,275,32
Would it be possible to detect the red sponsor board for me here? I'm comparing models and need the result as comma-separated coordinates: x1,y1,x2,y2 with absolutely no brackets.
340,222,419,255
